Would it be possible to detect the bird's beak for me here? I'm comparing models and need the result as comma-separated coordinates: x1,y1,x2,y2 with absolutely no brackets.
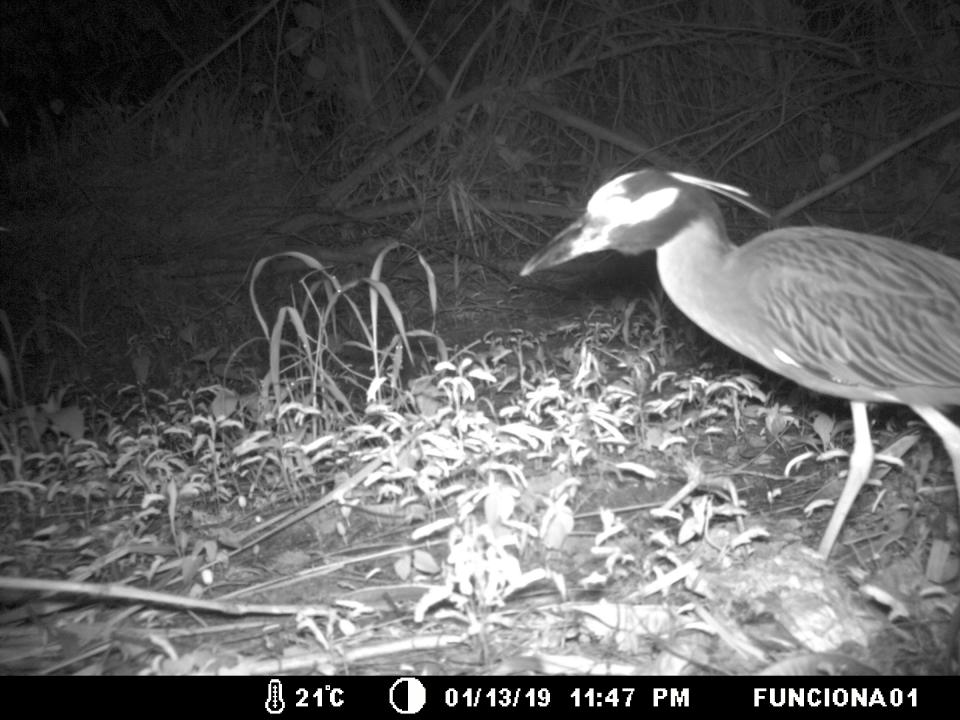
521,215,608,276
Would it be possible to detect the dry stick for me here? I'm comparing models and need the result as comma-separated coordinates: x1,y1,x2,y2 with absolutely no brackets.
322,83,501,207
774,104,960,222
227,451,389,556
350,0,376,109
222,634,466,675
0,576,329,618
444,3,510,101
125,0,284,128
375,0,450,93
717,76,884,172
324,36,746,210
523,98,677,171
332,197,577,224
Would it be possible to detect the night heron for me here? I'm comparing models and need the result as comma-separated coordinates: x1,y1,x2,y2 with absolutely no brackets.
521,169,960,559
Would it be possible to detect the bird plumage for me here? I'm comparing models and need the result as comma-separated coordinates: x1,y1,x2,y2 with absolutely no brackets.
661,221,960,405
522,168,960,558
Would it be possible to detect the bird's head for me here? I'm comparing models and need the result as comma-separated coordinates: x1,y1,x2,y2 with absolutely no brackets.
520,169,767,276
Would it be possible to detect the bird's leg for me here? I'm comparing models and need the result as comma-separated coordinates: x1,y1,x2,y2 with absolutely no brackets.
818,401,875,559
909,405,960,515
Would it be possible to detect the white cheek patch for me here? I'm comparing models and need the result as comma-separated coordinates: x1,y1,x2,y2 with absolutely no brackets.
587,186,679,226
628,187,679,221
569,230,611,256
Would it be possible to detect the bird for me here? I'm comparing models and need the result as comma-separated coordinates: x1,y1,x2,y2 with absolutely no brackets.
521,168,960,559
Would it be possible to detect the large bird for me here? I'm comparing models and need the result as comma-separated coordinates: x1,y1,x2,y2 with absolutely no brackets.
521,169,960,558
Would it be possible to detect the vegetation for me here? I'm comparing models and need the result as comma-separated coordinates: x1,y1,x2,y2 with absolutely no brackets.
1,0,957,675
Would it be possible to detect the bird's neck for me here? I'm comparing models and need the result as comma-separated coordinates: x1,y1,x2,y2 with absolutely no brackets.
656,214,741,328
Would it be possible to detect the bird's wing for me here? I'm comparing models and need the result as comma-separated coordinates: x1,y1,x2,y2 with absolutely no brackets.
742,227,960,395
